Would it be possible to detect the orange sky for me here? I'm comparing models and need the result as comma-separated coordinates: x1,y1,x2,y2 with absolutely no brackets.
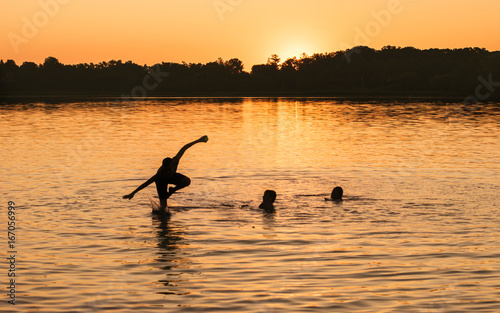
1,0,499,70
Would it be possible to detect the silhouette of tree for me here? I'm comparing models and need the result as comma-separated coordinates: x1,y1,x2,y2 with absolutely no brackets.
224,58,244,75
0,60,18,92
267,54,281,69
1,47,499,98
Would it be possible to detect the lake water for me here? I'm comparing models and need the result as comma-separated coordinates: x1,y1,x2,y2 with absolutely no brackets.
1,98,499,312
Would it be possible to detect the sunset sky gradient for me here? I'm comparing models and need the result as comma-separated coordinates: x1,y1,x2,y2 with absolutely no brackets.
1,0,499,70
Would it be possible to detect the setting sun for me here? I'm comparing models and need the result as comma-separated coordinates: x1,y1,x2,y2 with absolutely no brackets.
277,41,315,62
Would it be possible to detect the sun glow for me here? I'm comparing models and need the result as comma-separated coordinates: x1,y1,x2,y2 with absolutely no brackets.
267,36,325,65
269,28,326,63
279,43,313,61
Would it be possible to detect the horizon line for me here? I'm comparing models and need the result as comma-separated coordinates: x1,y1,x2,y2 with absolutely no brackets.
2,45,499,69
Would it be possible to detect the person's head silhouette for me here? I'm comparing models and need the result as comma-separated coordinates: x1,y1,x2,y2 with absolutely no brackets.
331,186,343,201
162,157,172,166
259,190,277,212
263,190,276,202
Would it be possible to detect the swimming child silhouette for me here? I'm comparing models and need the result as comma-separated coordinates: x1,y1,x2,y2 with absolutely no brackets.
325,186,343,201
259,190,277,213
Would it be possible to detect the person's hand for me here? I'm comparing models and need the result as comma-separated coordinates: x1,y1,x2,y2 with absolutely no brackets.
123,193,134,200
198,135,209,143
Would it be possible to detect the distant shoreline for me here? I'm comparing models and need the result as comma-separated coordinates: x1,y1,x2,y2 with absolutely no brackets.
2,90,497,104
2,47,500,103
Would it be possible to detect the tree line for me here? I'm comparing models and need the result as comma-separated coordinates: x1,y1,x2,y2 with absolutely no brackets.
1,46,499,98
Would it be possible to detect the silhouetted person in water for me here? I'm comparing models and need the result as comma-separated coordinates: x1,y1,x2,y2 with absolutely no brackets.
259,190,277,213
123,136,208,214
329,186,343,201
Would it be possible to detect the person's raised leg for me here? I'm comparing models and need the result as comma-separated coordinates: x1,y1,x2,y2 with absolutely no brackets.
166,174,191,198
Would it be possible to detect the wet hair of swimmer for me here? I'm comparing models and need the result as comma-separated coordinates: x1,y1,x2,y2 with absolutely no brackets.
162,157,172,166
263,190,277,203
331,186,343,200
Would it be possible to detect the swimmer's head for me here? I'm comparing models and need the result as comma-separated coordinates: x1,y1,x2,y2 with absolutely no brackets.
331,186,343,200
162,157,172,166
260,190,277,212
263,190,277,203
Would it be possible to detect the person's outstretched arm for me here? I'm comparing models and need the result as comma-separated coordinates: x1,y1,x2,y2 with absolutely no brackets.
172,135,208,163
123,175,156,200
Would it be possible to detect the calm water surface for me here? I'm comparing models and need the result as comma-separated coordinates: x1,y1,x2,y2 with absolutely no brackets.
1,98,499,312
